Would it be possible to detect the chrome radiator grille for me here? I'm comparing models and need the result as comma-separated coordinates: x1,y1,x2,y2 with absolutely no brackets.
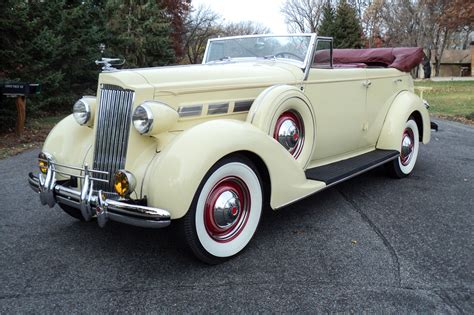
93,84,134,191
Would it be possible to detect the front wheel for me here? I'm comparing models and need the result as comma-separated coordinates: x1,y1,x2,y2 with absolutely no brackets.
386,118,420,178
183,156,263,264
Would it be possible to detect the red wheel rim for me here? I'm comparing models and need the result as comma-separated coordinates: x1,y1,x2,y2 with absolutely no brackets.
273,111,304,159
203,176,251,243
400,127,415,166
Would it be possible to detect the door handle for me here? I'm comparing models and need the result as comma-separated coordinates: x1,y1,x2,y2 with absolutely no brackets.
363,80,372,88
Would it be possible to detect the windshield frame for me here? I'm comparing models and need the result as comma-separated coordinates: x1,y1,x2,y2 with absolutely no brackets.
202,33,317,72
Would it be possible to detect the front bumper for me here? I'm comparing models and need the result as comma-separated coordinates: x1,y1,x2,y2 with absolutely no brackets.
28,166,171,229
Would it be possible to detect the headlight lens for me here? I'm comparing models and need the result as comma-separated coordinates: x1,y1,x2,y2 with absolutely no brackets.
132,104,153,134
114,170,136,197
73,99,91,125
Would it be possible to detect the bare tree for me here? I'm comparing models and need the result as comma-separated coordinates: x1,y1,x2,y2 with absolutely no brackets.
182,6,271,64
370,0,473,76
362,0,383,47
281,0,325,33
423,0,474,76
378,0,425,47
182,5,221,64
348,0,370,21
221,21,270,37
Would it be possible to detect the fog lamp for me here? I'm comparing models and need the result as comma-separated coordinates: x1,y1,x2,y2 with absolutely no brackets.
114,170,136,197
38,152,50,174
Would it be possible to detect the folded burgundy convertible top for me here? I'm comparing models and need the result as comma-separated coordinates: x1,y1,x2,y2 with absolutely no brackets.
331,48,425,72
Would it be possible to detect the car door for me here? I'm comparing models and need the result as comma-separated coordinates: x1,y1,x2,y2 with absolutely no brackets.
304,39,367,163
362,68,406,148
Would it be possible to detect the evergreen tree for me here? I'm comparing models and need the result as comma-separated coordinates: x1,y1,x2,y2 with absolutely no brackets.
105,0,175,68
317,1,336,37
5,0,66,112
333,0,364,48
59,0,107,96
0,0,186,132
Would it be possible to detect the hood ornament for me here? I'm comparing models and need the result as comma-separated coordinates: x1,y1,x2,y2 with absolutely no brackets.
95,58,126,72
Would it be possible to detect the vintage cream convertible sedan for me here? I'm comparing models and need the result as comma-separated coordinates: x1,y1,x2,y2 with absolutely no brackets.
29,34,432,264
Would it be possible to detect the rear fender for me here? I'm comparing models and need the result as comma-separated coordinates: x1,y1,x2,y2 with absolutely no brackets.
376,91,431,151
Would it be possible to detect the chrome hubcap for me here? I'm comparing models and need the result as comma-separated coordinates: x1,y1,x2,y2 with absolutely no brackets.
400,129,414,166
204,176,251,243
277,119,300,151
273,111,304,158
213,190,241,228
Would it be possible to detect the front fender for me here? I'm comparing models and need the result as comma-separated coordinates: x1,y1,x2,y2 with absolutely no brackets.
376,91,431,151
143,119,324,219
42,115,94,175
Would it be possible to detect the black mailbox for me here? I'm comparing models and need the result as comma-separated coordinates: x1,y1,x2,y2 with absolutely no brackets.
1,82,41,96
1,82,41,136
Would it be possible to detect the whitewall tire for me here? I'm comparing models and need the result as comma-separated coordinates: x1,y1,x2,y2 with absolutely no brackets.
387,118,420,178
183,156,263,264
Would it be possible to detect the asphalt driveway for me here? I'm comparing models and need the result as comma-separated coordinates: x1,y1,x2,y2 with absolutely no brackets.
0,119,472,313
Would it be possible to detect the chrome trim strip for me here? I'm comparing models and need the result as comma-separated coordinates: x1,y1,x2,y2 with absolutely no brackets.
304,35,320,81
93,85,134,191
233,100,254,112
54,170,109,183
208,103,229,115
47,161,108,174
178,105,203,117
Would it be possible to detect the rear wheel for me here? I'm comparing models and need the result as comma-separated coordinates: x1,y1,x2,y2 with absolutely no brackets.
59,204,86,221
387,118,420,178
183,156,263,264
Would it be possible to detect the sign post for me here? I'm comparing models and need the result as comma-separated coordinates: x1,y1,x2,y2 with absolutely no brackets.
15,96,26,136
1,83,41,137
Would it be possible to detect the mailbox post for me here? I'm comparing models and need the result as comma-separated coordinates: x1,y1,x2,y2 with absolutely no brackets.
1,83,41,136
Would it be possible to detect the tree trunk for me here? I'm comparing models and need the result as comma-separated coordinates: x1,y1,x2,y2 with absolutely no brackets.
434,29,449,77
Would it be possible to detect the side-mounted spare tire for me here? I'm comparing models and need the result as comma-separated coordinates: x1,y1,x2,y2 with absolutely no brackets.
247,85,316,169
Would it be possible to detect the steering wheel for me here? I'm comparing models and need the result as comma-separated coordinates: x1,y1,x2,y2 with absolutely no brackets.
275,52,304,61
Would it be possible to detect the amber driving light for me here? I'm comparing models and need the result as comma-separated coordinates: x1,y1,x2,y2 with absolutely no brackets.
38,152,50,174
114,170,137,197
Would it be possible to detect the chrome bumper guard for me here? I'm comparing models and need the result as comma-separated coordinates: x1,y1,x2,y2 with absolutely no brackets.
28,164,171,229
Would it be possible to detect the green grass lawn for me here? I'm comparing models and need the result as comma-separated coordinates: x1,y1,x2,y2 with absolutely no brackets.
414,80,474,120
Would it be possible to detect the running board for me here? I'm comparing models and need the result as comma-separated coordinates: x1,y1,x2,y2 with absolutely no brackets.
305,149,399,186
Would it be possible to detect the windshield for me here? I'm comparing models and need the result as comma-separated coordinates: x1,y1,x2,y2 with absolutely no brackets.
203,35,314,67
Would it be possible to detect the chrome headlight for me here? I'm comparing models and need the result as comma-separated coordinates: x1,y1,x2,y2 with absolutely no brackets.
73,99,91,125
132,104,154,134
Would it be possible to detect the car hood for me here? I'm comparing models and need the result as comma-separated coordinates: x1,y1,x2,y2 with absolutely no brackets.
99,61,302,95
